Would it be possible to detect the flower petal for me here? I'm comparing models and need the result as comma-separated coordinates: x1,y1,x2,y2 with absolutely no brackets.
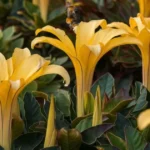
31,65,70,86
86,44,102,56
13,64,70,105
12,48,31,69
76,20,107,51
129,15,146,34
107,22,134,35
0,81,10,109
35,26,76,55
31,36,75,57
7,58,13,77
10,80,21,90
0,53,8,81
10,54,49,81
101,36,142,58
92,28,127,45
137,109,150,130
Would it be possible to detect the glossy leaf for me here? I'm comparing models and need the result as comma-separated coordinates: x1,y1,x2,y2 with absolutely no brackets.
125,126,146,150
103,98,132,114
75,116,92,132
84,92,94,115
91,73,114,98
112,114,131,139
55,90,71,117
12,115,24,141
133,82,148,112
106,132,127,150
29,121,46,133
24,92,45,128
72,114,92,128
13,132,44,150
58,128,82,150
81,124,114,144
2,26,15,41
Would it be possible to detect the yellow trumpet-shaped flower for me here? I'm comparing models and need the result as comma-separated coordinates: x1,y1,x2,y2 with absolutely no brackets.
108,14,150,91
31,20,141,117
0,48,70,150
138,0,150,17
137,109,150,130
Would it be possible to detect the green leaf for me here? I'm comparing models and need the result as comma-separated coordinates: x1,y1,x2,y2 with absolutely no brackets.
48,6,66,23
12,115,24,141
29,121,46,133
58,128,82,150
55,90,71,117
72,114,92,128
32,91,48,101
81,124,114,144
23,1,39,17
10,38,24,51
2,26,15,41
106,132,127,150
54,56,68,65
113,113,131,139
133,82,148,112
116,75,133,93
19,81,38,99
84,92,94,115
125,126,146,150
91,73,114,98
141,126,150,142
75,116,92,132
33,13,45,28
24,92,45,128
103,98,132,114
13,132,44,150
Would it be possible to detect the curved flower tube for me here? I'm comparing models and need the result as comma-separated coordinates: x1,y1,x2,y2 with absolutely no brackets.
0,48,70,150
31,20,141,117
138,0,150,17
108,14,150,91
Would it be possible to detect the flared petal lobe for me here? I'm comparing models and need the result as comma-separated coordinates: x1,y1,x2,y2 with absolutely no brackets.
12,48,31,69
34,26,76,56
0,53,8,81
75,20,107,51
138,109,150,130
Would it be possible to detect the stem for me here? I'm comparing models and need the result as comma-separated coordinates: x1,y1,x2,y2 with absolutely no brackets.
73,60,94,117
74,62,85,117
142,58,150,91
141,44,150,91
2,111,12,150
